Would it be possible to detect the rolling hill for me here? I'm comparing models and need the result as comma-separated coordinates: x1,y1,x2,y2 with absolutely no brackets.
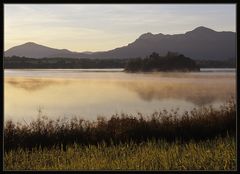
4,26,236,60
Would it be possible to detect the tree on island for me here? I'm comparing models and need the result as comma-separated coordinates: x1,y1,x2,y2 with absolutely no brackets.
125,52,200,72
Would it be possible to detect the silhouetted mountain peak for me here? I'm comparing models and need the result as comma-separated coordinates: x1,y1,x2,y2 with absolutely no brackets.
156,33,164,37
20,42,52,49
187,26,216,34
138,32,154,39
23,42,39,46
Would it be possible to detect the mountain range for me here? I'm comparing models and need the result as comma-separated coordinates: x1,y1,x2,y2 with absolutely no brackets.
4,26,236,60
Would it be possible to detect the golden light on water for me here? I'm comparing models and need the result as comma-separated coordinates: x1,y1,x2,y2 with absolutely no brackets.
4,71,236,122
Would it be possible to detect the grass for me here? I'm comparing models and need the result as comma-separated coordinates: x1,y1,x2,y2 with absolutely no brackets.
4,98,236,170
4,98,236,151
4,135,236,170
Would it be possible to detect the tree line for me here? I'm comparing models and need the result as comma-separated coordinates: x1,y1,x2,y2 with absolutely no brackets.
4,53,235,69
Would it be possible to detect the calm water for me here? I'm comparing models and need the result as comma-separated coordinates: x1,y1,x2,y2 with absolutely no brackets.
4,69,236,122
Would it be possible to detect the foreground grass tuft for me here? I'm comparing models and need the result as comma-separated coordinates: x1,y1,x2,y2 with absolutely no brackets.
4,136,236,170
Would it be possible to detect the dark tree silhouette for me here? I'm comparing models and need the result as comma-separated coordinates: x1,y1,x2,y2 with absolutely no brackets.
125,52,200,72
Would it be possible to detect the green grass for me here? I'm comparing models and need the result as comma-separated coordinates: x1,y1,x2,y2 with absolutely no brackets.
4,135,236,170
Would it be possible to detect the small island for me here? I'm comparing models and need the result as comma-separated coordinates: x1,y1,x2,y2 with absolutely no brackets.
125,52,200,72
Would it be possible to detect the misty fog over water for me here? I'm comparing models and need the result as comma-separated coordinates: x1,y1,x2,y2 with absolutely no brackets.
4,69,236,122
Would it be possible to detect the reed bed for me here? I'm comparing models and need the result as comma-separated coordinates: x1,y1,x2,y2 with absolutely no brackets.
4,98,236,151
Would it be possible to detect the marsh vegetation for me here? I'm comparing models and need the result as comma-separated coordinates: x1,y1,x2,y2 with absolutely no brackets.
4,99,236,170
4,99,235,150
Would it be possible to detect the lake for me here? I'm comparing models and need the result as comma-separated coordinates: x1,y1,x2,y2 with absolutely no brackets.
4,68,236,123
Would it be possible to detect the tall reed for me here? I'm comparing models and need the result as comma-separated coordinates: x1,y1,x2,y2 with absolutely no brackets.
4,98,236,151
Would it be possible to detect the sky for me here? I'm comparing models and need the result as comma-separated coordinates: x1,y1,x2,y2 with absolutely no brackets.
4,4,236,52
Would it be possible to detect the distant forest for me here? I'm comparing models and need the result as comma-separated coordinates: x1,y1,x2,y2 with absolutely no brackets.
4,54,236,69
4,56,127,69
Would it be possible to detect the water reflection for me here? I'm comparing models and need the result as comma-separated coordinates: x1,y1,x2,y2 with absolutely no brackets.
119,80,235,106
4,71,235,122
6,77,70,91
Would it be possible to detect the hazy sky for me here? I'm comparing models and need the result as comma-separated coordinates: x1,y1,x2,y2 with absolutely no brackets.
4,4,236,52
